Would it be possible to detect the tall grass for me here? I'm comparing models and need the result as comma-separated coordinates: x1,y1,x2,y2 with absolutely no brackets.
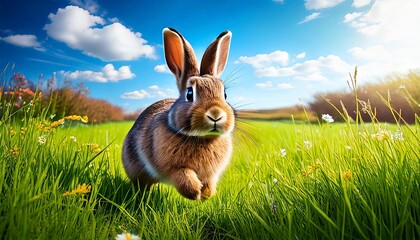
1,68,419,239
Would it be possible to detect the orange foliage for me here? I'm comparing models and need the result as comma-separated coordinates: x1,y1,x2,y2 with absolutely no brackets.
2,71,127,123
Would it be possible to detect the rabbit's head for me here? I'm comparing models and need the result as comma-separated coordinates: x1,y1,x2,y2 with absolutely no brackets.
163,28,234,137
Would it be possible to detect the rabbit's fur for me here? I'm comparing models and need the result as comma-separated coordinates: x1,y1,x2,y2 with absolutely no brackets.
122,28,234,200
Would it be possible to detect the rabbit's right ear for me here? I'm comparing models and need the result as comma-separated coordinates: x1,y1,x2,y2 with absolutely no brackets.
163,28,199,93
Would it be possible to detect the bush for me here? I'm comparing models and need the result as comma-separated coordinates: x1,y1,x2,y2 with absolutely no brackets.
1,67,126,123
309,70,420,124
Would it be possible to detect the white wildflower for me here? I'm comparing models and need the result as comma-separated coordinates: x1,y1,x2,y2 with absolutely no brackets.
116,232,139,240
303,140,312,149
278,149,287,158
371,128,391,141
273,178,278,184
321,114,334,123
38,135,46,145
345,145,352,150
70,136,77,142
392,130,404,141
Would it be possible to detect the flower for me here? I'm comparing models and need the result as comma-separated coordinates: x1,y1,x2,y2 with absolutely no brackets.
20,127,27,135
70,136,77,142
9,146,20,157
90,143,101,153
277,149,287,158
38,135,46,145
65,115,88,123
10,128,16,137
371,129,391,141
303,140,312,149
116,233,140,240
341,170,353,180
63,183,91,196
392,130,404,141
273,178,278,183
301,161,321,177
321,114,334,123
345,145,352,150
50,118,65,128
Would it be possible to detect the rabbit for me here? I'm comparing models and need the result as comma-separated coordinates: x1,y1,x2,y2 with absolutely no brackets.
122,28,235,200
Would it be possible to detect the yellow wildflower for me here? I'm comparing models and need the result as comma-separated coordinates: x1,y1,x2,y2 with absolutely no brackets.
9,146,20,157
50,118,65,128
64,115,89,123
81,115,88,123
10,128,16,137
63,183,91,196
20,127,27,135
90,143,101,153
301,161,321,177
341,170,353,180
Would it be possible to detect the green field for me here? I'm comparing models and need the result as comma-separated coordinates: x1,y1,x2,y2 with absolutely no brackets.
1,103,419,240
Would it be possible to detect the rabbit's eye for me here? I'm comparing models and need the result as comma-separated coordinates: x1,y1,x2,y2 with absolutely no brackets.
186,87,193,102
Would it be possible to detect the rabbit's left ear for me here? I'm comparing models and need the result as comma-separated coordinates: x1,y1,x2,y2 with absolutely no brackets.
200,31,232,78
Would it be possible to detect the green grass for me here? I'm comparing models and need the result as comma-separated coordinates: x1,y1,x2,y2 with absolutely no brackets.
1,67,420,239
1,98,419,240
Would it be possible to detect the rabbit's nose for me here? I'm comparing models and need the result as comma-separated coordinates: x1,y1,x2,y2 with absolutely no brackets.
207,115,223,122
206,108,226,123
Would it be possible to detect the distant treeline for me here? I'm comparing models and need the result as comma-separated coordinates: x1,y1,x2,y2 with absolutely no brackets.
309,71,420,124
2,66,419,124
1,71,138,123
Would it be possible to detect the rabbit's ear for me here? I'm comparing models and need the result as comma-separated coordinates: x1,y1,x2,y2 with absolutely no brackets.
200,31,232,78
163,28,199,92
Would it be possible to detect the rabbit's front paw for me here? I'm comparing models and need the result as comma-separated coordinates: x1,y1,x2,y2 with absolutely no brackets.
171,168,202,200
201,182,216,200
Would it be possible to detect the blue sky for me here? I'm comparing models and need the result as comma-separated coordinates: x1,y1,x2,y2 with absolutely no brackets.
1,0,419,112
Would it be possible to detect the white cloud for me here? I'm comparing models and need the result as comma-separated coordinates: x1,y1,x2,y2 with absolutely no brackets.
256,66,296,77
154,64,171,73
294,72,328,81
108,17,120,23
121,85,173,100
239,50,289,68
352,0,371,8
256,81,273,88
343,12,363,23
277,83,293,89
273,0,284,4
348,45,391,61
296,52,306,59
250,54,351,82
343,0,420,81
305,0,345,10
70,0,99,13
63,64,135,82
256,81,293,89
1,34,45,51
120,90,151,99
344,0,420,44
44,6,156,61
298,12,321,24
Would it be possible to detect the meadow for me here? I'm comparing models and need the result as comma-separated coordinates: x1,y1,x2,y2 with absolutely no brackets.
1,92,419,239
1,67,419,239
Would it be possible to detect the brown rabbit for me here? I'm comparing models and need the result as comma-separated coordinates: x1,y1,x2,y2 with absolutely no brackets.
122,28,235,200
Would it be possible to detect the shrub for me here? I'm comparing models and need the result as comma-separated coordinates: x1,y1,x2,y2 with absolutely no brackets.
309,70,420,123
1,66,126,123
